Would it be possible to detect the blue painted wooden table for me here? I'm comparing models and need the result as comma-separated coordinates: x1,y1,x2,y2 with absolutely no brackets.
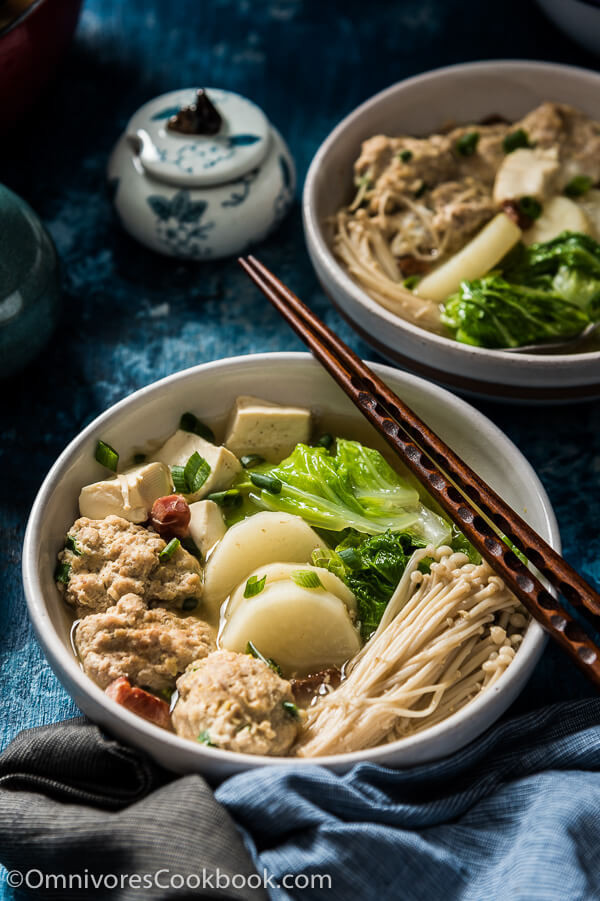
1,0,599,884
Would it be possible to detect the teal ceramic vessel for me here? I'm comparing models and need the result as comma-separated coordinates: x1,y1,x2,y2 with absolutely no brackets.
0,183,60,378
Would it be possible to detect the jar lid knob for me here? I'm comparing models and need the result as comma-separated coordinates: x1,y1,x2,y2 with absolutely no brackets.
167,89,223,136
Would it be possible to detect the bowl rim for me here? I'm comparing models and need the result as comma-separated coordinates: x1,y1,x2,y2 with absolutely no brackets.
23,351,557,770
0,0,45,38
303,58,600,367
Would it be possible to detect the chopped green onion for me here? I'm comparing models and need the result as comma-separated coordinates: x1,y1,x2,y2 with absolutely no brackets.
159,537,180,562
291,569,324,589
180,536,202,561
414,182,428,199
398,149,413,163
184,451,211,494
197,730,215,746
316,433,333,449
338,547,362,569
95,439,119,472
282,701,300,719
518,196,542,221
179,412,215,443
246,640,282,676
132,453,146,465
171,465,187,493
403,275,420,290
241,454,265,468
244,574,267,598
503,128,532,154
206,489,242,508
54,561,71,584
171,453,211,494
565,175,593,198
455,131,479,156
155,687,173,703
250,472,282,493
182,597,198,611
65,534,82,556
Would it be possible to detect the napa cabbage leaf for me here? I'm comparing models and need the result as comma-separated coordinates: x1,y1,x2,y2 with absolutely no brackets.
231,439,452,545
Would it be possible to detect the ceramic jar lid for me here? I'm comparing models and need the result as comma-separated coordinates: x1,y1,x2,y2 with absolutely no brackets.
128,88,271,188
108,87,296,260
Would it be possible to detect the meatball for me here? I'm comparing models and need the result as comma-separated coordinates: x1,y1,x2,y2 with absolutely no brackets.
172,650,300,756
58,515,203,616
75,593,215,691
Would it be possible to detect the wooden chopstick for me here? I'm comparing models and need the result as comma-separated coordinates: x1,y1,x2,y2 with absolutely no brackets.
239,254,600,689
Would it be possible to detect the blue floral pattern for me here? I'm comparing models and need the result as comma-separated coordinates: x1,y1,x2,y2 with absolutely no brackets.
221,168,259,208
147,189,214,258
153,135,261,175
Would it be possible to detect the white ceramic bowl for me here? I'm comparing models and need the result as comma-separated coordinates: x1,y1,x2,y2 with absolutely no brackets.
23,353,556,778
303,60,600,402
537,0,600,56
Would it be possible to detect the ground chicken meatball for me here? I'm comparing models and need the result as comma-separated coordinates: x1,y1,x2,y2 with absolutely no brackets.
58,515,203,616
75,594,215,691
172,650,300,756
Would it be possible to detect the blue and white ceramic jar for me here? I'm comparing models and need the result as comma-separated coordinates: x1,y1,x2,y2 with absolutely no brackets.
108,88,296,260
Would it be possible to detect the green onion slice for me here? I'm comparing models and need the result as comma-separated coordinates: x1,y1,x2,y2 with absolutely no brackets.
197,730,215,746
282,701,300,719
316,433,333,449
171,465,187,493
184,451,211,494
291,570,324,589
54,561,71,584
565,175,593,198
246,640,282,676
403,275,420,290
455,131,479,156
206,489,242,508
338,547,362,569
250,472,282,494
398,149,413,163
518,196,542,221
159,537,180,562
244,574,267,598
65,534,82,556
95,439,119,472
241,454,265,468
503,128,532,154
180,536,202,561
179,412,215,443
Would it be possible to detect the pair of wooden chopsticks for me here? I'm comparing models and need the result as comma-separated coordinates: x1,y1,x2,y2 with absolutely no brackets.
239,254,600,688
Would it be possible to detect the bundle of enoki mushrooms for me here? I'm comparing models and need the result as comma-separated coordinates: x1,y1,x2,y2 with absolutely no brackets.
296,546,528,757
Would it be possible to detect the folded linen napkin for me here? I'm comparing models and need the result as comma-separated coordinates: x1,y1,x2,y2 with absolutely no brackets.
0,717,266,900
2,702,600,900
217,698,600,901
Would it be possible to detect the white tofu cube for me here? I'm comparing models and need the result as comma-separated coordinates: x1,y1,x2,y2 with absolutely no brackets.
78,462,172,523
224,396,311,462
153,429,241,501
188,500,227,559
493,148,560,204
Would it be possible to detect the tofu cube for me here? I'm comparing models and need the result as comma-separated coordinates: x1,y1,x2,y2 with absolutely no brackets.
78,462,172,523
153,429,241,501
188,500,227,559
224,396,312,462
493,147,560,204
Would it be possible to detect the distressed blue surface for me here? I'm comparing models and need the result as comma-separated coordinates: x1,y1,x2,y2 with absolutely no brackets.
1,0,600,895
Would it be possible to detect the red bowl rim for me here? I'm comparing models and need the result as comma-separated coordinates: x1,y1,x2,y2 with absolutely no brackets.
0,0,46,39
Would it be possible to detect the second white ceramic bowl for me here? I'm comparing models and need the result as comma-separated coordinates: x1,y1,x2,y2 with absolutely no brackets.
303,60,600,402
23,353,556,778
